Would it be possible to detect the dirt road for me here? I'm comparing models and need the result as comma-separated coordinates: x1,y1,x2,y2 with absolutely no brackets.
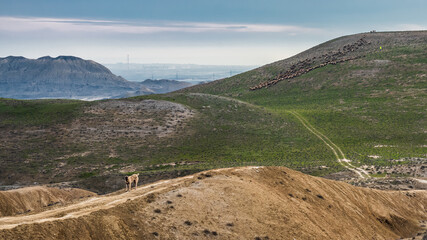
289,111,370,179
187,93,370,179
0,166,425,240
0,175,193,230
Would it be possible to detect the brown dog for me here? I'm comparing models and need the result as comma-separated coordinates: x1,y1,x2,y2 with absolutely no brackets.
124,173,139,191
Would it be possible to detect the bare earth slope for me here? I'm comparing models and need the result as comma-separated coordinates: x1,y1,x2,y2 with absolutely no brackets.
0,187,95,217
0,167,425,239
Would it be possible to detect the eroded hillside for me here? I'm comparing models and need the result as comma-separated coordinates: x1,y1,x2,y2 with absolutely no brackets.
0,187,95,217
0,167,425,239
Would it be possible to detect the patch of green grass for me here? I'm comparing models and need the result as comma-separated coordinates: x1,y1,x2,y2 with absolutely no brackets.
371,173,387,178
0,99,85,126
184,44,426,169
128,93,339,170
78,171,98,178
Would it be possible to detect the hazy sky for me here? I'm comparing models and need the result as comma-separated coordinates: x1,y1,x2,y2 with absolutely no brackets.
0,0,426,65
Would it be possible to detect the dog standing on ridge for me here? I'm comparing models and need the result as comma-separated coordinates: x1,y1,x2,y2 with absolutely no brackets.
125,173,139,191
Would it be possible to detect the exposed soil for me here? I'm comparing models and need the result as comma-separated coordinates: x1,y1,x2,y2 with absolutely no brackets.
68,168,203,194
0,186,95,217
0,166,425,240
66,99,194,142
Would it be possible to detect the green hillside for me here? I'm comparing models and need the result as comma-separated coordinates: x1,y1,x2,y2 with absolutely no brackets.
181,31,427,167
0,31,425,193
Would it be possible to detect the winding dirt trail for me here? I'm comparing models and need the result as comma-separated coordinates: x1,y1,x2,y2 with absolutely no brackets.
187,94,370,179
289,111,370,179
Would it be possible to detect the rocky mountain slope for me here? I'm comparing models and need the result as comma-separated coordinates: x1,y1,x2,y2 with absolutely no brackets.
0,56,143,99
0,56,191,99
0,167,425,239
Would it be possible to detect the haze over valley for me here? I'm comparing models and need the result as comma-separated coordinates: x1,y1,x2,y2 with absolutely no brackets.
105,63,256,85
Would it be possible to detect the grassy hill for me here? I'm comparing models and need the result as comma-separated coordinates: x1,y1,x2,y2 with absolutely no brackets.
0,94,338,193
181,31,426,169
0,31,425,193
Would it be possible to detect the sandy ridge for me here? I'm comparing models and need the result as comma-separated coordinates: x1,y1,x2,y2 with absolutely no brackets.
0,176,193,230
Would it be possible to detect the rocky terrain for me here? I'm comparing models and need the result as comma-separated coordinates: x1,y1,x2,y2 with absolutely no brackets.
0,166,425,239
0,98,196,193
324,157,427,191
0,56,192,100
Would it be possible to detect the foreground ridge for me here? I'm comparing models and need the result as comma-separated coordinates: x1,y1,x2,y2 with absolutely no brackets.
0,166,425,239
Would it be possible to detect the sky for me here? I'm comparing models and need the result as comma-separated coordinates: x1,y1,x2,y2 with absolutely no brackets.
0,0,426,65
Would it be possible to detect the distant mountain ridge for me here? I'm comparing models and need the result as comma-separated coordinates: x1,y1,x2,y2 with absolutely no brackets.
0,56,191,100
140,79,192,94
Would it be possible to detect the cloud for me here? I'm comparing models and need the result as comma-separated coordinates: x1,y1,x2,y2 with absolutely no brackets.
0,16,322,35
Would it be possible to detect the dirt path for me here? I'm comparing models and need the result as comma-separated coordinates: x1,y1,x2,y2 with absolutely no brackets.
0,166,253,231
186,94,370,179
188,93,259,108
288,111,370,179
0,166,424,240
0,175,194,230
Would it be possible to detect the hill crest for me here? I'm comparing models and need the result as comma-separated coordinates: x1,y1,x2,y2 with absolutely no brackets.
0,166,425,239
181,30,427,94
